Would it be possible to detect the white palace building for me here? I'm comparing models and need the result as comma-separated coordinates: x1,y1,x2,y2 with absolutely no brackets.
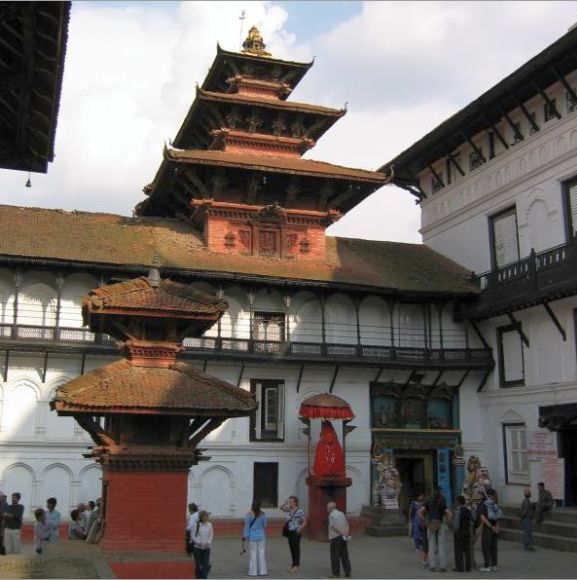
1,15,577,526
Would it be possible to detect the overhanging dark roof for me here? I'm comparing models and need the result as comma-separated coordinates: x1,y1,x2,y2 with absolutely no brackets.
0,1,70,173
379,25,577,194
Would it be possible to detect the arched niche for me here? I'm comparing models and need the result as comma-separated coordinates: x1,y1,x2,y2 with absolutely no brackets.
18,282,57,327
526,197,550,253
325,293,356,344
291,298,322,343
60,273,98,328
4,463,34,516
359,296,390,346
45,385,76,439
79,465,103,504
199,466,232,516
41,464,72,513
3,380,39,438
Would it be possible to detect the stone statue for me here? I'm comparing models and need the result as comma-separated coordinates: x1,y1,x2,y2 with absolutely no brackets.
462,455,493,502
372,450,402,509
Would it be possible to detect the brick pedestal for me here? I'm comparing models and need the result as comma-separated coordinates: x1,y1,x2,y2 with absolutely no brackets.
306,475,352,542
100,469,188,552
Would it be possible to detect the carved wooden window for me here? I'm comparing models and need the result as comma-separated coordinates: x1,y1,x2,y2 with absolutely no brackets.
253,311,285,342
503,423,529,484
490,206,519,269
469,148,484,171
497,325,525,387
563,177,577,240
250,379,284,441
544,98,557,122
566,89,577,114
258,229,278,256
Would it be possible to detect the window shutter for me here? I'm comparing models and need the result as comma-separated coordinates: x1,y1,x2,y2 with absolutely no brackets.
277,383,285,439
494,209,519,268
569,182,577,236
255,382,262,440
502,330,524,383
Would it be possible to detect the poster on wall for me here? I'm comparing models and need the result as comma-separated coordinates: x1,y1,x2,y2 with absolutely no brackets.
527,430,558,461
540,458,565,500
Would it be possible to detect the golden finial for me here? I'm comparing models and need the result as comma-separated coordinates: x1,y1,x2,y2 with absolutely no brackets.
241,25,272,57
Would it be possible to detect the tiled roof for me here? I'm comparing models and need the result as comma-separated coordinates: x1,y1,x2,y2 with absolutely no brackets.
0,204,477,295
85,277,227,316
53,359,256,415
197,88,345,116
165,148,387,183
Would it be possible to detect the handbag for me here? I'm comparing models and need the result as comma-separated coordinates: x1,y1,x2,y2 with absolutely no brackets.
282,511,296,537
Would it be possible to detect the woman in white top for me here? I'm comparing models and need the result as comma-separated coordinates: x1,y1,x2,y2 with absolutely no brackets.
192,510,214,579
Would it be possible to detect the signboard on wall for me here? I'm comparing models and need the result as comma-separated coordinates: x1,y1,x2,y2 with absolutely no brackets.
527,430,558,461
540,458,565,500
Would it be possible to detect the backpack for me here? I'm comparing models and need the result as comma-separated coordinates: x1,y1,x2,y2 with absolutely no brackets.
485,499,503,522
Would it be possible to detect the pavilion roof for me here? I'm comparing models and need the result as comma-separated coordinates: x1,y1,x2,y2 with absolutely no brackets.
163,147,387,183
0,204,478,297
52,359,256,416
84,277,228,319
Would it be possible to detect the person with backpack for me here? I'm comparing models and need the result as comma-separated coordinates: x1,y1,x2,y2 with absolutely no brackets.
478,488,502,572
417,488,452,572
452,495,472,572
243,499,268,576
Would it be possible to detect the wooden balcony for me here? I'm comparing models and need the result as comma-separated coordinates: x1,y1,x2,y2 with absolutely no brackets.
0,323,493,370
464,239,577,320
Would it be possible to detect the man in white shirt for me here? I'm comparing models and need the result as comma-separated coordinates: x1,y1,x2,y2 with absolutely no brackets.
327,502,351,578
185,503,199,554
45,498,61,542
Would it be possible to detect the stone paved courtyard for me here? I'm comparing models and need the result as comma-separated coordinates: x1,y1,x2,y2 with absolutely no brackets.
2,534,576,579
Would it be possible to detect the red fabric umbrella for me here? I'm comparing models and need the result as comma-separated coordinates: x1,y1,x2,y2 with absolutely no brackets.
299,393,354,420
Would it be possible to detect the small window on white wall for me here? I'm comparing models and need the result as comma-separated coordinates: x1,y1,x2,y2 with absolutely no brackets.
490,207,520,269
498,325,525,387
250,379,284,441
503,423,529,484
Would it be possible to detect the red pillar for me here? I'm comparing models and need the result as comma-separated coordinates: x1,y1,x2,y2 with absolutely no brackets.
306,475,352,542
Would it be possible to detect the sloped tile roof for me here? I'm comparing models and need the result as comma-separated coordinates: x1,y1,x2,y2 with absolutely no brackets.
165,147,387,183
86,277,227,316
0,204,477,295
54,359,256,415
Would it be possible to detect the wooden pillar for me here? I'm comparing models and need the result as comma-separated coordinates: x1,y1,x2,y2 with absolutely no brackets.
354,296,361,356
55,272,65,336
284,292,291,345
320,293,326,355
12,269,22,338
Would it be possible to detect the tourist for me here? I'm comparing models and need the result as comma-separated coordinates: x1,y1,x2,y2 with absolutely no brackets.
87,500,96,513
68,509,87,540
417,488,452,572
327,501,352,579
86,497,103,543
536,482,554,524
186,503,200,554
408,492,427,567
242,499,268,576
279,495,308,573
46,497,61,542
191,510,213,579
3,492,24,554
478,488,501,572
0,491,7,555
76,502,88,530
33,508,52,554
452,495,472,572
520,487,536,551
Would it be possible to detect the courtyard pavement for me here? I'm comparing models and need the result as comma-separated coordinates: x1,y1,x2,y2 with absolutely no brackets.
1,534,576,579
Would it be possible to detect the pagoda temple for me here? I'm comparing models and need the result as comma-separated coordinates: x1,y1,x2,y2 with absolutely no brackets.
136,25,387,261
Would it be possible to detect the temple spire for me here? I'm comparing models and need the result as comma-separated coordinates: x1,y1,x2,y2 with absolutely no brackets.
242,25,271,57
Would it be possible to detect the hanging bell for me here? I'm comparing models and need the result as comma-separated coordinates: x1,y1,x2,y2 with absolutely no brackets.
25,173,32,188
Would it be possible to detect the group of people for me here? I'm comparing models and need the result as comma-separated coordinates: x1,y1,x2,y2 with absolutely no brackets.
409,482,555,574
0,491,102,555
185,496,352,578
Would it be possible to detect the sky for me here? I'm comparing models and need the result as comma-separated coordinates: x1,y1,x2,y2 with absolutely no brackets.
1,1,577,244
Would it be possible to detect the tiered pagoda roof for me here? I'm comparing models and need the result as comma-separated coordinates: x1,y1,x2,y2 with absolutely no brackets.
136,27,388,233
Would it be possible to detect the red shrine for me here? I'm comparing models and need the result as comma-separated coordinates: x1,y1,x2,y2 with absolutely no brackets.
52,272,256,576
